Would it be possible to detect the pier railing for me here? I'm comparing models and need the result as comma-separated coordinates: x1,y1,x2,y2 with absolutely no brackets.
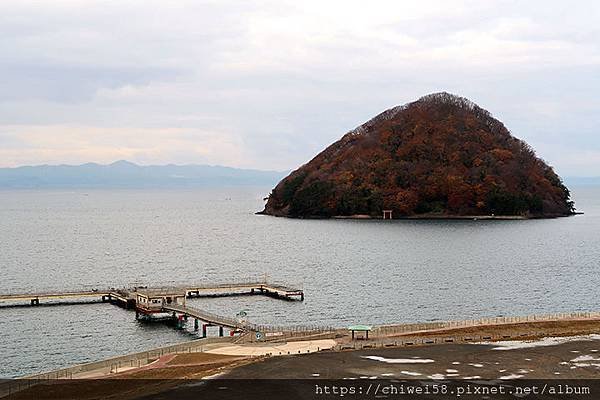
9,336,234,382
0,287,113,297
325,311,600,353
0,277,304,302
163,304,259,330
0,275,287,294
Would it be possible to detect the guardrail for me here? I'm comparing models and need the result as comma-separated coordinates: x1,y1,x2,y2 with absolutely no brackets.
0,289,113,299
20,336,234,380
163,304,258,330
0,336,236,397
373,311,600,336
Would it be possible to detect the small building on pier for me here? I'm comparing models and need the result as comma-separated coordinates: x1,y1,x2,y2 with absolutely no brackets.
135,289,186,314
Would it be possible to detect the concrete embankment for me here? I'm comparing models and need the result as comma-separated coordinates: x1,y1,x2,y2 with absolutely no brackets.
4,312,600,399
18,336,234,380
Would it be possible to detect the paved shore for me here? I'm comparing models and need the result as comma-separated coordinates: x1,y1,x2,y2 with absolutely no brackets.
6,319,600,399
220,336,600,380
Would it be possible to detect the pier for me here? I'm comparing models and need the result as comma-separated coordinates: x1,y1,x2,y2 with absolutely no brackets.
0,279,304,333
0,280,303,305
0,290,113,306
163,304,257,331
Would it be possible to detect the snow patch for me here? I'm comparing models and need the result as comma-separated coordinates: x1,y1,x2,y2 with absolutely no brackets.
482,335,600,351
570,355,600,367
573,363,600,368
499,374,524,380
362,356,434,364
400,371,422,376
571,355,600,362
202,372,224,380
428,374,445,380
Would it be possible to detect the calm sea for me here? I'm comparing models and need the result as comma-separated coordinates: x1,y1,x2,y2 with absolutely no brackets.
1,186,599,377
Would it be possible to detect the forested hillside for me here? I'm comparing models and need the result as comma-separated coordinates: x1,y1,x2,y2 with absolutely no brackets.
262,93,574,218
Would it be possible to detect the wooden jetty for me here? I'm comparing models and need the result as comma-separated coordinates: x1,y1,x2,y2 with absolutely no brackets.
0,280,304,333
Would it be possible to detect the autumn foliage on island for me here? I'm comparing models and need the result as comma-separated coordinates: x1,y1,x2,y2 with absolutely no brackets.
262,93,575,218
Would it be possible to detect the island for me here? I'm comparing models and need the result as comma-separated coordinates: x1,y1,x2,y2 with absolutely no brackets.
260,92,575,219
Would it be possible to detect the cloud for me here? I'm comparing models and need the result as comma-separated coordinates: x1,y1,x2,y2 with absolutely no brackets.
0,124,246,167
0,0,599,173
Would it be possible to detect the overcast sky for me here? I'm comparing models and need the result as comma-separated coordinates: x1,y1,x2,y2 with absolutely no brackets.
1,1,599,176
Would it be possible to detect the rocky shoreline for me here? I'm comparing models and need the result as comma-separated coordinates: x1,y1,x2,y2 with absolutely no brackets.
257,212,577,220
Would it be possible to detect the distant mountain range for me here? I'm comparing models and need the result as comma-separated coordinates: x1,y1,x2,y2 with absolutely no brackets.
0,160,596,189
0,161,287,188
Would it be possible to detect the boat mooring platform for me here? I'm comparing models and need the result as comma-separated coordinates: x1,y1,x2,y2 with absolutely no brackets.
0,280,304,334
